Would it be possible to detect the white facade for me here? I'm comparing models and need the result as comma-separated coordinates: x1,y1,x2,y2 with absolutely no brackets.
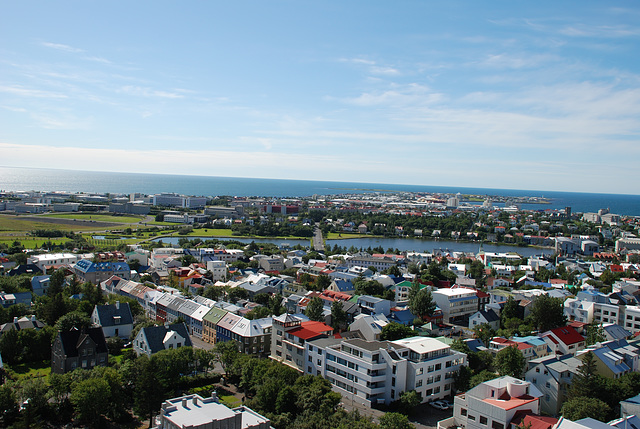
450,376,542,429
306,336,466,407
29,253,78,271
432,287,479,323
206,260,227,282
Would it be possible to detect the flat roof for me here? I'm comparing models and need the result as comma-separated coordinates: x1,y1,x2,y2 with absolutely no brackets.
391,336,449,354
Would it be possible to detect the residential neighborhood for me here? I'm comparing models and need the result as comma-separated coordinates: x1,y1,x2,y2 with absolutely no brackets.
1,191,640,429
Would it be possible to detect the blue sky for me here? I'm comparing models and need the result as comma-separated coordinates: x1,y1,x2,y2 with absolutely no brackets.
1,1,639,194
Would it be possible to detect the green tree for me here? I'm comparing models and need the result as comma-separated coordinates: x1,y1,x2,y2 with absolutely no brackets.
379,411,415,429
473,323,495,347
380,322,414,341
330,300,347,331
54,311,91,332
133,354,163,427
501,296,519,327
453,366,472,392
409,287,436,320
212,339,240,374
585,322,606,346
568,351,599,400
494,345,525,378
561,397,610,422
398,390,422,414
305,296,325,322
529,295,566,332
0,384,18,426
316,274,332,290
70,377,110,427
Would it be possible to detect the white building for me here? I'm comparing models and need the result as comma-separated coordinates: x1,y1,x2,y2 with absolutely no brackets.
432,286,479,323
443,376,542,429
29,253,78,271
155,393,271,429
306,336,466,407
206,260,227,282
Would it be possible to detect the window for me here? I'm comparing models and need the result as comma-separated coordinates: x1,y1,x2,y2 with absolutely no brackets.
461,408,467,416
469,415,476,421
416,380,423,387
480,416,488,425
492,422,504,429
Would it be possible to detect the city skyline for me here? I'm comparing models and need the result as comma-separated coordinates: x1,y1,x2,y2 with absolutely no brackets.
2,1,640,194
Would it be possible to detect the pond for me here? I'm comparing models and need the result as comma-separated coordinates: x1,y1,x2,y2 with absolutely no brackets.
153,236,553,257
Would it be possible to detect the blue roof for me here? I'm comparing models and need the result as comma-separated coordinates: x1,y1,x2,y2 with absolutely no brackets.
592,346,631,375
75,259,130,273
333,279,354,292
622,393,640,405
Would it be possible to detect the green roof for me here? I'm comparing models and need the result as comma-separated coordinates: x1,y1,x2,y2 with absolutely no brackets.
202,307,228,325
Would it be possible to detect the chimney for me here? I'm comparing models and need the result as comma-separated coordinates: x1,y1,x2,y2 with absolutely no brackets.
211,391,219,403
181,398,187,408
192,397,198,406
13,317,18,323
115,301,120,310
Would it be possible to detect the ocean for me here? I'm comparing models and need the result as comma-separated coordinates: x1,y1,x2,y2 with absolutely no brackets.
1,166,639,216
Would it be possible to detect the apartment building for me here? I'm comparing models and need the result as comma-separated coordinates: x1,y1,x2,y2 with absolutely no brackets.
270,313,334,371
306,336,466,407
432,286,479,323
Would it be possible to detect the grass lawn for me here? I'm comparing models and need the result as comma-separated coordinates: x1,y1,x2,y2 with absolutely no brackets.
220,394,242,408
8,361,51,380
0,236,71,249
41,213,144,223
325,232,363,239
0,215,97,233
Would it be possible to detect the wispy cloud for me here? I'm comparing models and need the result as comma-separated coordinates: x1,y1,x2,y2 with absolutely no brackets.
41,42,84,53
0,85,68,99
118,85,185,99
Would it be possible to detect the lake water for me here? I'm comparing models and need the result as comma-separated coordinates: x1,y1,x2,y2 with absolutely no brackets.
154,236,553,257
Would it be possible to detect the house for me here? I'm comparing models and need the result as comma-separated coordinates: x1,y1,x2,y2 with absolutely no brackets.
133,323,193,356
357,295,392,316
525,354,582,416
91,302,134,339
0,315,45,335
201,307,228,344
469,309,500,331
51,327,109,374
31,275,51,296
349,313,389,341
442,376,542,429
541,326,586,355
73,259,131,284
155,393,271,429
620,393,640,418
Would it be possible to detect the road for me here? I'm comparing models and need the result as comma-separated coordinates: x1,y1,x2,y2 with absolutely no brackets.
312,225,325,252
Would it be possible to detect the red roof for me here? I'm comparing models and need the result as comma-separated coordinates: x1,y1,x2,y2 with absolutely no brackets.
288,327,327,340
548,325,584,345
611,264,624,273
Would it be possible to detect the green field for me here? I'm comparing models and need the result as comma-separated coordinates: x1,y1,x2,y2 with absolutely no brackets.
41,213,144,223
326,232,362,239
0,215,95,233
7,361,52,380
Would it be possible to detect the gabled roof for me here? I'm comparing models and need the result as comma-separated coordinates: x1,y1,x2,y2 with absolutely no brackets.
546,326,584,346
94,302,134,327
140,323,192,354
58,327,108,357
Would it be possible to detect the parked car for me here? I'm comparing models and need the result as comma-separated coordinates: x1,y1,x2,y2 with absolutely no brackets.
430,400,449,410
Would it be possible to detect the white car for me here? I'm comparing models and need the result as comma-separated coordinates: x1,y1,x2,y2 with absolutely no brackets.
430,400,449,410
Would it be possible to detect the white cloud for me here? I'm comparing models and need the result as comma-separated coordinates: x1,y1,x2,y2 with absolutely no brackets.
118,86,185,99
41,42,84,53
0,85,68,99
